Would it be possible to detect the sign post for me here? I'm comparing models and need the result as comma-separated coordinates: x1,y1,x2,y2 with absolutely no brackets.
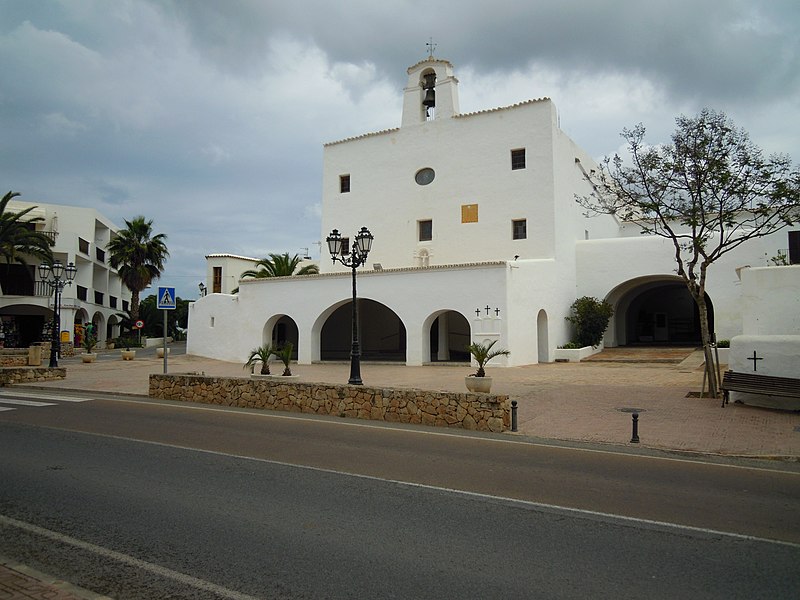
157,286,176,373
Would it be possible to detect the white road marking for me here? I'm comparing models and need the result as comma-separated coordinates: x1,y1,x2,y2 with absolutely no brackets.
0,392,90,403
0,399,56,407
111,396,800,475
47,428,800,550
0,407,15,412
0,514,262,600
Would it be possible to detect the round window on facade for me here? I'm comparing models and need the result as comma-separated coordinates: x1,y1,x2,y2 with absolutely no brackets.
415,168,435,186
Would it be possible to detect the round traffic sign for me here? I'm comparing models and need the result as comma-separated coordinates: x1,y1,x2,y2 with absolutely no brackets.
134,320,144,329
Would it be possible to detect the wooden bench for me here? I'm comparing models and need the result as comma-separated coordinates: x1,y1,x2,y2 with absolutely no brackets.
720,370,800,408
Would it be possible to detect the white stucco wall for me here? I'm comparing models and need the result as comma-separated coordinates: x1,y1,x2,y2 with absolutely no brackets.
739,265,800,335
187,262,518,367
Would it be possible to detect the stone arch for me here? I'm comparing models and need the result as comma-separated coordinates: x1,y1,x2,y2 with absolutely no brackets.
605,276,714,346
537,309,549,363
90,311,106,344
318,298,407,362
423,309,470,363
261,314,299,359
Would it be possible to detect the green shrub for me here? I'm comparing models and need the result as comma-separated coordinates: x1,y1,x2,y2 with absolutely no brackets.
716,339,730,348
558,342,583,349
566,296,614,348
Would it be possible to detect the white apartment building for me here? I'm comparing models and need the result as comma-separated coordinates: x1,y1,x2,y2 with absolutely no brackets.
0,201,131,348
188,57,798,369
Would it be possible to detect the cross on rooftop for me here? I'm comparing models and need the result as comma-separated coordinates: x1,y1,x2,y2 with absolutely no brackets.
426,38,437,59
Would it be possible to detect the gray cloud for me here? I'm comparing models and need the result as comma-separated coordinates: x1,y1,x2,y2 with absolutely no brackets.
1,0,797,299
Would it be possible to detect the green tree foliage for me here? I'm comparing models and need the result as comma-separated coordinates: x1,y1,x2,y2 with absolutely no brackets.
566,296,614,348
138,294,189,337
0,191,53,266
241,252,319,280
107,216,169,322
578,109,800,395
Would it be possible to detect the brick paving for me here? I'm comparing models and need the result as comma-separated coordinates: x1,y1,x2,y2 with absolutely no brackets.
24,344,800,458
0,559,104,600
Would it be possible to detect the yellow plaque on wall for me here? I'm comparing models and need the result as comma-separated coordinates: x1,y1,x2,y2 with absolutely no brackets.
461,204,478,223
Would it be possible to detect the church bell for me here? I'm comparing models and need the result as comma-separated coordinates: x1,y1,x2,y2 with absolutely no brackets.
422,72,436,109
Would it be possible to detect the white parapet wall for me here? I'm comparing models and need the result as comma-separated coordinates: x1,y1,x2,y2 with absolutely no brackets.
728,335,800,409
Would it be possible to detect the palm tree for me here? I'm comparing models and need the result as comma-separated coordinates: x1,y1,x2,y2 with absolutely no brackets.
240,252,319,280
244,344,276,375
467,340,510,377
107,216,169,322
0,191,54,266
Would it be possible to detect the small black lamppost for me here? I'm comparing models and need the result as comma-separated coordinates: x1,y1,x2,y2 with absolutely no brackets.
326,226,374,385
38,260,78,368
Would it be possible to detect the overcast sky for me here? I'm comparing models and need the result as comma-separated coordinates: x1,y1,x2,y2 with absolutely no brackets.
2,0,798,299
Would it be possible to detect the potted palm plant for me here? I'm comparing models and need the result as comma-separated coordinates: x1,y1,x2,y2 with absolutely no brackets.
81,330,98,363
244,344,276,376
273,342,295,377
465,340,510,393
120,337,136,361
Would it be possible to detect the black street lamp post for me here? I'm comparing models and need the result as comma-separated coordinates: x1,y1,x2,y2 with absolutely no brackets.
326,226,374,385
38,260,77,368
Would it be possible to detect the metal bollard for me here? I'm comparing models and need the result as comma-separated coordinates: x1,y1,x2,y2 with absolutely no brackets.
630,412,640,443
511,400,518,432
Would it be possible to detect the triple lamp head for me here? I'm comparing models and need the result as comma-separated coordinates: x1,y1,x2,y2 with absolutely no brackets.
38,260,77,283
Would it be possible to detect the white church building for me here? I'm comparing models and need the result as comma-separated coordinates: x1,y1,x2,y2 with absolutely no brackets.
187,57,798,369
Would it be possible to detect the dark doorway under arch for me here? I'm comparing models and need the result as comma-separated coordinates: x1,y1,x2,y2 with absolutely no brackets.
623,282,713,345
429,311,470,362
321,299,406,361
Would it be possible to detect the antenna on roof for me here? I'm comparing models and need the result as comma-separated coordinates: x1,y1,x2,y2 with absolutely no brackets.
426,38,437,59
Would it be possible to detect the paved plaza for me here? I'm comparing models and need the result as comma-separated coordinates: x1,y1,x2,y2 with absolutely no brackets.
23,344,800,459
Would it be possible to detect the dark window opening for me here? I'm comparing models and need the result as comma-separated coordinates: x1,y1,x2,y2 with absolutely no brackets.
213,266,222,294
340,174,351,193
78,238,90,254
419,220,432,242
77,286,88,301
513,219,527,240
511,148,526,170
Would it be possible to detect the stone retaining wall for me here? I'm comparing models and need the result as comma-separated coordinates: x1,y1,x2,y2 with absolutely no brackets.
149,374,510,432
0,367,66,385
0,350,28,367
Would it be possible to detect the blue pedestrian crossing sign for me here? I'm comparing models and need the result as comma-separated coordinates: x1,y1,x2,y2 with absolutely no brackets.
157,286,177,310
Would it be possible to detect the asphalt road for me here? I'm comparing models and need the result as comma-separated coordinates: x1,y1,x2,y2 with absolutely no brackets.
1,388,798,599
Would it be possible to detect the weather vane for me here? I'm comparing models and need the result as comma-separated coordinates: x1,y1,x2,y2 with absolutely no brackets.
426,38,437,59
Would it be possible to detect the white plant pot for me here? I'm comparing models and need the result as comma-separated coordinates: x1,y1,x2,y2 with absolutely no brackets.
465,376,492,393
121,350,136,361
157,347,170,358
81,353,97,363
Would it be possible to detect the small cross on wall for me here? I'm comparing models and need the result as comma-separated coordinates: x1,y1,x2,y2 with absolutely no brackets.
747,350,764,372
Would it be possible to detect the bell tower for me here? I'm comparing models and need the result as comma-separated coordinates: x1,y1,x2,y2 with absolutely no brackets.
401,57,460,127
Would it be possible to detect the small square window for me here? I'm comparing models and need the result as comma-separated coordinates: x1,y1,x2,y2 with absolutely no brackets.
512,219,527,240
340,174,350,193
511,148,526,170
419,220,432,242
341,237,350,255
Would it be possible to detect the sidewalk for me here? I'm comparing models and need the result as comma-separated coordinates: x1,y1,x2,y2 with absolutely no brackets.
24,344,800,459
0,558,106,599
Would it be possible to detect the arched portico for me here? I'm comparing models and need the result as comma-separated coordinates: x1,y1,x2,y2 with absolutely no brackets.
423,309,470,363
605,276,714,346
262,314,299,359
318,298,407,362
